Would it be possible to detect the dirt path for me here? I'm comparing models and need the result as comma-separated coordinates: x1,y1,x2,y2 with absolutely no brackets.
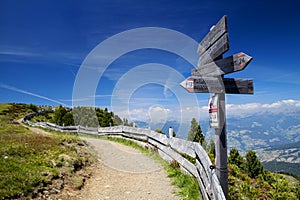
17,119,50,135
19,120,178,199
77,137,179,200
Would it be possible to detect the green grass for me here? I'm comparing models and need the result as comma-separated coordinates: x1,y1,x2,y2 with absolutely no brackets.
0,104,94,199
0,104,11,113
80,135,201,200
165,163,200,200
30,112,54,123
71,176,84,190
228,163,300,199
0,103,31,122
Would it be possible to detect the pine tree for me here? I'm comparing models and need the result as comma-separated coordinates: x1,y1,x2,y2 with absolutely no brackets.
113,114,123,125
244,150,263,178
206,139,216,157
53,105,67,126
62,112,74,126
27,104,38,112
228,148,244,167
187,118,204,144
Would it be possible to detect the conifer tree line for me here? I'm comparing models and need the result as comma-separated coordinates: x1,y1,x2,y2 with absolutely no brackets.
52,105,131,127
229,148,263,178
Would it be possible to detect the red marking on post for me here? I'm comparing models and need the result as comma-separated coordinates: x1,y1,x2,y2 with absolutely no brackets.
237,53,245,57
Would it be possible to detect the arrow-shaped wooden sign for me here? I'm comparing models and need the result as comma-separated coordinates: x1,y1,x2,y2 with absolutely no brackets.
180,77,253,94
193,52,252,77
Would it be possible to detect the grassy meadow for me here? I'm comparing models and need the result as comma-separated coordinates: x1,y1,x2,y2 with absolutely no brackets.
0,103,94,199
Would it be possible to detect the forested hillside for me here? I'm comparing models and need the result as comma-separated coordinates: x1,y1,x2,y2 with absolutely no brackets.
31,105,133,128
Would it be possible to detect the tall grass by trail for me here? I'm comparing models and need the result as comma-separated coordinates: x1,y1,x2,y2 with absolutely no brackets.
0,103,94,199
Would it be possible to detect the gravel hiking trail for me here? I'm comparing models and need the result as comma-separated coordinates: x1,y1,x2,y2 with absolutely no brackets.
18,120,178,199
76,137,179,200
17,118,51,135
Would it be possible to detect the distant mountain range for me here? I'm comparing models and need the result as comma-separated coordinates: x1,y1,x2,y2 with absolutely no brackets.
219,111,300,152
135,110,300,151
134,110,300,170
255,141,300,177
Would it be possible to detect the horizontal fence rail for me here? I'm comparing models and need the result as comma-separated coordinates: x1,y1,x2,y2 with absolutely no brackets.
23,113,225,200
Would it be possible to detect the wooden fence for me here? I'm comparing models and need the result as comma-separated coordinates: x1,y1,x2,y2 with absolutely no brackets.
23,116,225,200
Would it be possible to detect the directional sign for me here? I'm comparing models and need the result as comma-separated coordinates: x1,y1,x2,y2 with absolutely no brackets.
198,33,229,66
193,52,252,77
197,15,228,55
180,77,253,94
181,15,254,199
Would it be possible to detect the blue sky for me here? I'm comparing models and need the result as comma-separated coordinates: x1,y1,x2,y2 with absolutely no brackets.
1,0,300,125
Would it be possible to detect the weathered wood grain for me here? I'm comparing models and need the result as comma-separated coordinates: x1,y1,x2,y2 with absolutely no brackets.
158,149,174,162
194,143,212,170
211,175,226,200
123,132,148,141
194,52,252,77
196,175,210,200
147,131,169,145
196,159,210,190
169,137,196,158
197,15,228,55
198,33,229,66
180,77,254,94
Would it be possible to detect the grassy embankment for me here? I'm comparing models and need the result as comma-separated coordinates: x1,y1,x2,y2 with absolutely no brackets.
0,103,95,199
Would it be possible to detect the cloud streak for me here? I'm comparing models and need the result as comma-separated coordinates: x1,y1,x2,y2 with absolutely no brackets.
0,83,66,106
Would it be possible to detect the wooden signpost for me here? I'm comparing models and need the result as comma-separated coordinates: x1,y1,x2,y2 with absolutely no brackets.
197,15,228,55
193,52,252,77
198,33,229,66
181,77,253,94
180,15,254,200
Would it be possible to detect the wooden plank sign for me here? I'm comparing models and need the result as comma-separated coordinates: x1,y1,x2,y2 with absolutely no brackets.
193,52,252,77
197,15,228,55
180,77,254,94
198,33,229,66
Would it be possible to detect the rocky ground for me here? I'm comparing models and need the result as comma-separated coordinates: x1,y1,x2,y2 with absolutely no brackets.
59,138,179,200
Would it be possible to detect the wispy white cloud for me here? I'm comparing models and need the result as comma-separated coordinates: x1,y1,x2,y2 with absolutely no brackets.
120,99,300,124
0,83,66,106
60,97,92,103
199,99,300,118
119,105,172,123
0,45,84,66
0,50,40,57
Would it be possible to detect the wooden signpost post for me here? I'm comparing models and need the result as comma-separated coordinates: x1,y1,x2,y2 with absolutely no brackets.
181,15,254,200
